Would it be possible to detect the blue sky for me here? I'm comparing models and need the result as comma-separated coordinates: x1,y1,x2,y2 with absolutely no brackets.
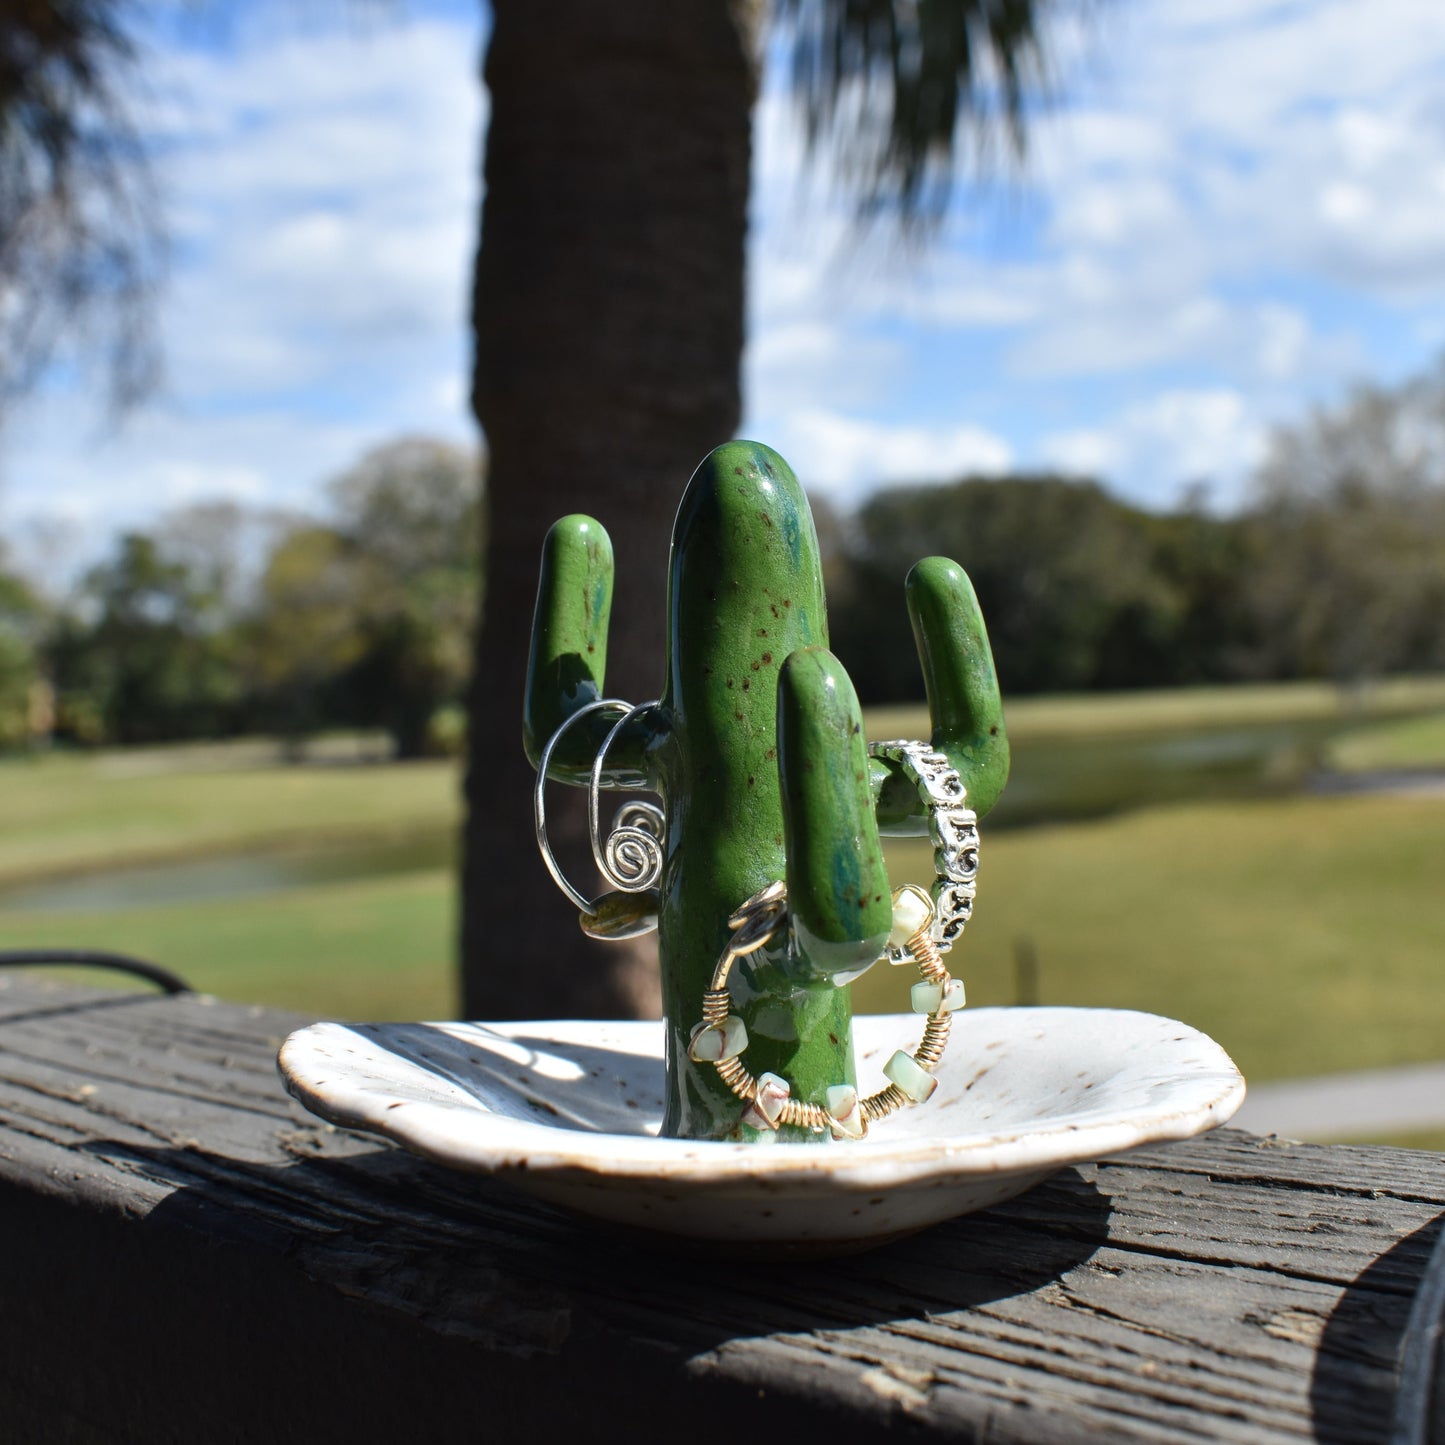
4,0,1445,568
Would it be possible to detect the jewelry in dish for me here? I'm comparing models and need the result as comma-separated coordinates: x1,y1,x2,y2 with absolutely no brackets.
688,881,966,1139
278,1008,1247,1252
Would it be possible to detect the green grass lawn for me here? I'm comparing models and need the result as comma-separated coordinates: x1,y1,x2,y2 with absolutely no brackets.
1325,710,1445,772
1354,1127,1445,1151
0,746,460,886
1,871,457,1020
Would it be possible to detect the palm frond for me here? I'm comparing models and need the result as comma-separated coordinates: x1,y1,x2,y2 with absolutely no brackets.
0,0,162,413
777,0,1061,226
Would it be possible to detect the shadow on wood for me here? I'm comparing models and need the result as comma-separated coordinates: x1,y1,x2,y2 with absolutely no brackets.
1312,1211,1445,1445
89,1136,1118,1337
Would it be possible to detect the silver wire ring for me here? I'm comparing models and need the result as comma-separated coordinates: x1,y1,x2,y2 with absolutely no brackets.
601,802,665,891
534,698,630,912
590,701,664,893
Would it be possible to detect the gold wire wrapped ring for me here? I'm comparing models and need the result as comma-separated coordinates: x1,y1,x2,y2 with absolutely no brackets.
687,880,966,1139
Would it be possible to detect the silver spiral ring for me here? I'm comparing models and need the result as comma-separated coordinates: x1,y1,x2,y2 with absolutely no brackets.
590,701,663,893
600,800,665,893
534,697,631,913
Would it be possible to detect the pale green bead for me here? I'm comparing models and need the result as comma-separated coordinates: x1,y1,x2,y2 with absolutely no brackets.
742,1071,790,1131
825,1083,865,1139
910,981,944,1015
686,1020,716,1062
686,1014,749,1063
910,976,965,1015
883,1049,938,1104
888,884,933,950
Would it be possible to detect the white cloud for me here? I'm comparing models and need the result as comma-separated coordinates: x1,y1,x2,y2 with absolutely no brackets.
745,319,906,423
1256,305,1311,382
8,0,1445,560
1007,291,1349,384
773,409,1013,505
1032,0,1445,314
152,16,484,398
1,6,484,556
751,322,853,371
1042,389,1270,508
743,0,1445,508
5,402,381,535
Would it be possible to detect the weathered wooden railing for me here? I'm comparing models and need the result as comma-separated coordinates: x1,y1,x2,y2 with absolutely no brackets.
0,973,1440,1443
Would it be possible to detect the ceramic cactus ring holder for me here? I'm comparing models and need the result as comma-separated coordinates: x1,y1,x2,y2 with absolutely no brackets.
524,440,1009,1143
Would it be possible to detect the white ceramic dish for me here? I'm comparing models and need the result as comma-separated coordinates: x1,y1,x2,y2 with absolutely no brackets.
279,1007,1244,1252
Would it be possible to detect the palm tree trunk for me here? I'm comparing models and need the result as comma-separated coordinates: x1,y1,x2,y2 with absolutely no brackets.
464,1,760,1019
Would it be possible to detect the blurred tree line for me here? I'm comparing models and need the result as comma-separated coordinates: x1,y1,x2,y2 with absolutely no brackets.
3,362,1445,754
0,438,482,756
825,476,1255,698
829,362,1445,699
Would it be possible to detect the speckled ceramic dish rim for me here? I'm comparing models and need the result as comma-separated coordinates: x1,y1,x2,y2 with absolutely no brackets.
279,1010,1247,1196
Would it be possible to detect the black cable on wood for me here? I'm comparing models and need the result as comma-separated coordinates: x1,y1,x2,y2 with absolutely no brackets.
0,949,192,995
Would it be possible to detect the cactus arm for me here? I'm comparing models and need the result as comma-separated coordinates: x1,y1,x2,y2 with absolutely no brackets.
873,556,1010,832
523,514,659,786
522,514,611,770
778,647,891,983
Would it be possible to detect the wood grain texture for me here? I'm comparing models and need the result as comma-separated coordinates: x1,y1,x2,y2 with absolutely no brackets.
0,974,1440,1444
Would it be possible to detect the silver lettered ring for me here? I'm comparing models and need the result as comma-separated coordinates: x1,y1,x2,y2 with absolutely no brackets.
868,738,979,957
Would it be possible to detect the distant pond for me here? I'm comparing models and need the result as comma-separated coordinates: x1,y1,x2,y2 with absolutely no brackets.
991,715,1358,830
0,832,456,915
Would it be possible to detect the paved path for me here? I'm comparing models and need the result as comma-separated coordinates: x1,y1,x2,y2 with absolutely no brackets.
1232,1061,1445,1141
1308,768,1445,799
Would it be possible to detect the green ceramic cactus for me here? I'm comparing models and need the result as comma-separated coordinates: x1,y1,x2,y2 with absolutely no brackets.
525,441,1008,1142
